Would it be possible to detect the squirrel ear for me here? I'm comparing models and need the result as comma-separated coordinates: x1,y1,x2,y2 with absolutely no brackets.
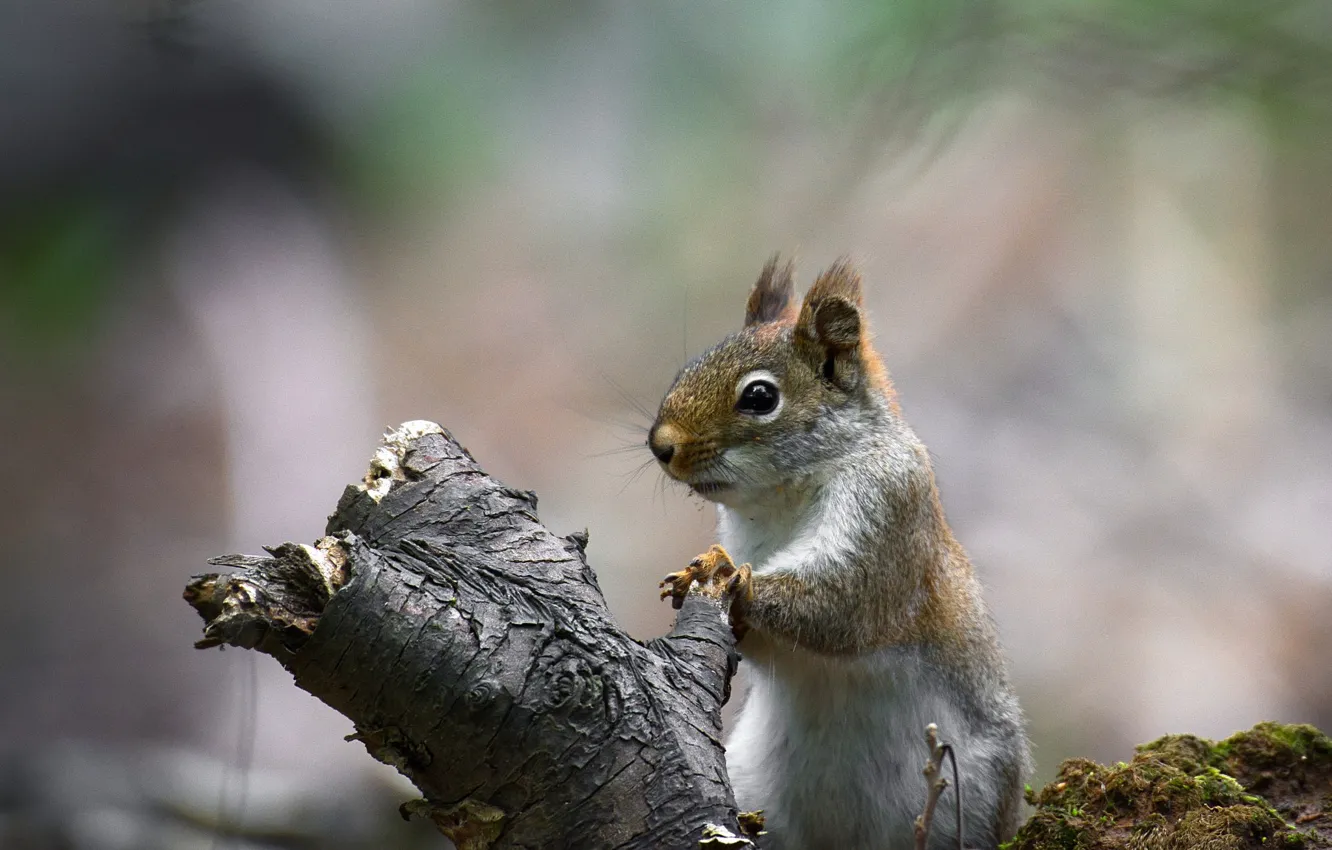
744,254,798,327
796,259,864,352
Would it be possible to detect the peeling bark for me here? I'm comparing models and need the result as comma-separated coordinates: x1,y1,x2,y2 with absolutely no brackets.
184,421,746,850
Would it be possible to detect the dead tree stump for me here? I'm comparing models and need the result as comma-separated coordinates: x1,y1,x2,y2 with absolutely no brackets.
184,421,748,850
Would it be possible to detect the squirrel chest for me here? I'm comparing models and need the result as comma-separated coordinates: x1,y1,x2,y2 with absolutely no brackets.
715,481,816,572
716,483,937,841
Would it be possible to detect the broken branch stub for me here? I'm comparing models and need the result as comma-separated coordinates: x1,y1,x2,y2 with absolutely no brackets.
184,421,744,849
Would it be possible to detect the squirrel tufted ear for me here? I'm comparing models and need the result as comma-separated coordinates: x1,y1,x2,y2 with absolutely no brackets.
795,259,864,352
744,254,798,327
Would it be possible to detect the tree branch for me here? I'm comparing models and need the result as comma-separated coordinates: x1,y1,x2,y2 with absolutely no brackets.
184,421,747,850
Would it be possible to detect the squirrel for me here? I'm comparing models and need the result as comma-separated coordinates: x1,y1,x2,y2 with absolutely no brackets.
650,256,1031,849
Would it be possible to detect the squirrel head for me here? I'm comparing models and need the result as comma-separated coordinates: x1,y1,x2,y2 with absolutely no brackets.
649,255,896,501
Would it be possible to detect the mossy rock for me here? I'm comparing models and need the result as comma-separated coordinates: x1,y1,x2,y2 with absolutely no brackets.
1004,722,1332,849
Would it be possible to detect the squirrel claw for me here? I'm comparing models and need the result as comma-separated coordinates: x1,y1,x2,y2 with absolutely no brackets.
659,571,695,608
658,548,740,610
659,545,752,622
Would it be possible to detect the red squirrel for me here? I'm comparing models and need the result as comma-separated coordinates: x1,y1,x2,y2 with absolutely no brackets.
652,257,1030,849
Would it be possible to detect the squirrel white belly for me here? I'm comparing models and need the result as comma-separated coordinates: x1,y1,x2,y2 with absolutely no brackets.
651,257,1030,849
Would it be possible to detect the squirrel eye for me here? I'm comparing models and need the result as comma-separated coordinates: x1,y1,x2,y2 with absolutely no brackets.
736,379,780,415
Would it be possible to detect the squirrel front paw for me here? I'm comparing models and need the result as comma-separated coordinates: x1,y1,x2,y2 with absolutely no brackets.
659,545,753,640
659,544,737,609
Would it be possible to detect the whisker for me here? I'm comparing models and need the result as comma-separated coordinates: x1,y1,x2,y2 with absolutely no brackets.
656,470,673,509
575,412,652,441
604,416,652,435
556,397,644,431
616,457,657,495
600,373,658,425
586,442,651,459
710,454,747,485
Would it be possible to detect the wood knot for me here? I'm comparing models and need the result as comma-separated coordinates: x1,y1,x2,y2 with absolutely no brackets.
464,680,500,713
538,649,618,725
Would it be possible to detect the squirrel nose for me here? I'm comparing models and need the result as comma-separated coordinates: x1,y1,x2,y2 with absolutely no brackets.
648,425,676,465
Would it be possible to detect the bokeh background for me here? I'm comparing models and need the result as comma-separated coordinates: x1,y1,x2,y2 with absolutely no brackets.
3,2,1331,848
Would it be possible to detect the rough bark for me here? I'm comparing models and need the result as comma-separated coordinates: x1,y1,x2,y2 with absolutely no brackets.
184,421,750,850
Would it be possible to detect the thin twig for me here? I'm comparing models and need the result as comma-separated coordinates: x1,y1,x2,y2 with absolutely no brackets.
913,723,964,850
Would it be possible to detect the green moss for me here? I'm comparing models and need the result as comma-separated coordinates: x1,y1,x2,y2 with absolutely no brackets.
1211,722,1332,773
1137,732,1216,774
1007,723,1331,850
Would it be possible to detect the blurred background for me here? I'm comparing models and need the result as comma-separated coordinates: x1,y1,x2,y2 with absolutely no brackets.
2,1,1331,847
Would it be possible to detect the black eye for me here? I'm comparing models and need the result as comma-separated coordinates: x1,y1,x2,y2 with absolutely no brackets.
736,379,780,415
